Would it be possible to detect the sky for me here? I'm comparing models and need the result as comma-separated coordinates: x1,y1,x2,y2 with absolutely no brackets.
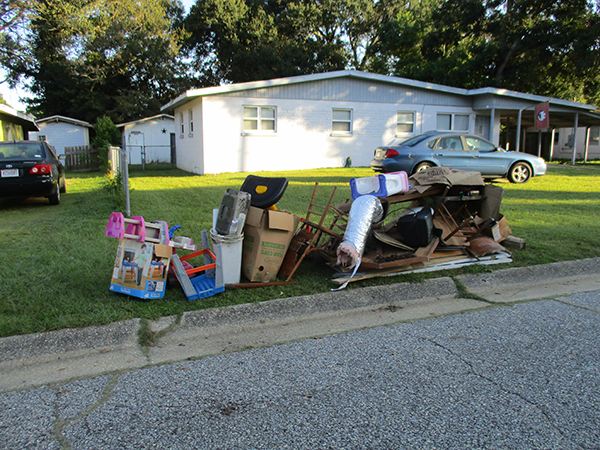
0,0,197,112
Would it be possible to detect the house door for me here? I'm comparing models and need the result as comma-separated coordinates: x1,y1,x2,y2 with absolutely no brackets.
475,115,490,140
170,133,176,166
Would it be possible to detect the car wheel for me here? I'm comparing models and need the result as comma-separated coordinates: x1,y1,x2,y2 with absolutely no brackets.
59,177,66,194
48,186,61,205
508,162,532,183
413,162,435,174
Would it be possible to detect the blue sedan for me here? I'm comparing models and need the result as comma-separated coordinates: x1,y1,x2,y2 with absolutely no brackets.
371,132,547,183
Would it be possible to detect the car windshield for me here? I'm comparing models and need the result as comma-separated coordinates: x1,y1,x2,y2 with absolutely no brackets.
0,143,46,160
400,134,435,147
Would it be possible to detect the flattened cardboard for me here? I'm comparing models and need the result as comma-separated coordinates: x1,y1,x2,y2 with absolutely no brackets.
242,207,298,282
409,167,484,193
110,240,172,299
479,184,504,220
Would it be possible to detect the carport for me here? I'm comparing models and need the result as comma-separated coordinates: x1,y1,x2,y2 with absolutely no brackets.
470,89,600,163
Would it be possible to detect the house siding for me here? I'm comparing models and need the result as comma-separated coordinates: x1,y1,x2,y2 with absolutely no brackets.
175,98,204,174
122,117,174,165
176,94,477,174
551,127,600,160
218,78,471,107
30,122,89,156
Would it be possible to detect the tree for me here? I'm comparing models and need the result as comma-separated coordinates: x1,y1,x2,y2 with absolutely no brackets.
24,0,194,123
183,0,405,85
0,0,31,85
378,0,600,105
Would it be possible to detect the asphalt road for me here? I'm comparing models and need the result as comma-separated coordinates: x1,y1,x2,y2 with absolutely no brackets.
1,281,599,449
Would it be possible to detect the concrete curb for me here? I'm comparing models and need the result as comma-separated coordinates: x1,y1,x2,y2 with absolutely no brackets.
1,258,599,393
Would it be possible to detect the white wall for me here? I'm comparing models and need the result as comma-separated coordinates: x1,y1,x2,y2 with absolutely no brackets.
29,122,89,156
551,127,600,160
123,117,174,165
174,99,205,174
175,95,479,175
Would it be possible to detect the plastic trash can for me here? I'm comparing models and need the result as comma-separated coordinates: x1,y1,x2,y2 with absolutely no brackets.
210,229,243,284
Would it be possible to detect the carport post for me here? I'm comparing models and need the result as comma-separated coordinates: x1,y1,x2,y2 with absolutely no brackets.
516,109,522,152
549,129,556,161
571,113,579,165
537,130,542,157
584,127,590,163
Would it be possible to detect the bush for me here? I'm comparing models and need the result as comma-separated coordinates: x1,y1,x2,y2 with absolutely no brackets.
93,116,121,173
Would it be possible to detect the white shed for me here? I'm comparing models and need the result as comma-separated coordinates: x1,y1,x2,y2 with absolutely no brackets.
116,114,175,165
29,115,92,157
161,70,600,175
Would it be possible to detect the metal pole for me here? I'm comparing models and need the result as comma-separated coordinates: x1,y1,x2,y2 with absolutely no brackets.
571,113,579,165
550,129,555,162
516,109,522,152
537,130,542,157
584,127,590,163
120,147,131,217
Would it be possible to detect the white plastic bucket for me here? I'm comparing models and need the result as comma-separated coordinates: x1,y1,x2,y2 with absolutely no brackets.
210,229,243,285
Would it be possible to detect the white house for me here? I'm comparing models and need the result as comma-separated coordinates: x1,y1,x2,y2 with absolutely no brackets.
29,115,92,157
116,114,175,165
161,70,600,175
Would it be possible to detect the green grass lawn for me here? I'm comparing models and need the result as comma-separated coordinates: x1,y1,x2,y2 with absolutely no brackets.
1,163,599,337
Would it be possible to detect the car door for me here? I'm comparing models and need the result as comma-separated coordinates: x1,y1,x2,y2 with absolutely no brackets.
431,135,470,170
463,136,510,176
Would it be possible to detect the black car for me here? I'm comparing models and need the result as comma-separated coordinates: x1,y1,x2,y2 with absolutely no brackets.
0,141,66,205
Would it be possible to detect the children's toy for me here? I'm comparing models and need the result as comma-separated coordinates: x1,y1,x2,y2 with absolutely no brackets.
106,213,201,299
110,239,172,299
170,243,224,301
105,213,174,245
240,175,289,209
105,212,146,241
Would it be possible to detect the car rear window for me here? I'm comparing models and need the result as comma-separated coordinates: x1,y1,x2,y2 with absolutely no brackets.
0,143,46,160
400,134,435,147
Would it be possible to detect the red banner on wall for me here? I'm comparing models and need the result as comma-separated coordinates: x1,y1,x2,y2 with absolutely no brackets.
535,102,550,130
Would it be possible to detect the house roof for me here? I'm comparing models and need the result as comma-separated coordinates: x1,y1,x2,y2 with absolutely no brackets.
0,103,39,132
35,115,92,128
116,114,175,128
161,70,597,113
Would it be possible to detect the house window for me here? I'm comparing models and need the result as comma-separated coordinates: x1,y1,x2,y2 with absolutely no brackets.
437,113,470,132
332,109,352,134
397,112,414,134
37,135,47,141
180,113,184,135
243,106,276,133
188,109,194,134
590,127,599,145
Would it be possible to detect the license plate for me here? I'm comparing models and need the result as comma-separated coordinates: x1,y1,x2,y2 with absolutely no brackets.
375,149,386,158
1,169,19,178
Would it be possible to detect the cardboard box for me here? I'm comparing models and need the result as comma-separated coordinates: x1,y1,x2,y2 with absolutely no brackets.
110,239,172,299
490,215,512,242
242,207,298,282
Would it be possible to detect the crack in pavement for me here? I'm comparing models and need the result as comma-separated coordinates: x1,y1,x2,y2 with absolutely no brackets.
420,333,586,450
52,374,121,450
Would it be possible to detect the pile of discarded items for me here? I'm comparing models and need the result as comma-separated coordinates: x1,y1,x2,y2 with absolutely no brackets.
282,167,520,287
104,167,521,300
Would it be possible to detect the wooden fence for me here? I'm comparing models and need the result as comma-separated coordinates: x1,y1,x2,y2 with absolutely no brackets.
64,146,100,172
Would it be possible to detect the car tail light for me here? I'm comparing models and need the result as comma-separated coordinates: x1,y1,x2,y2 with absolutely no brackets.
385,149,399,158
30,164,52,174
